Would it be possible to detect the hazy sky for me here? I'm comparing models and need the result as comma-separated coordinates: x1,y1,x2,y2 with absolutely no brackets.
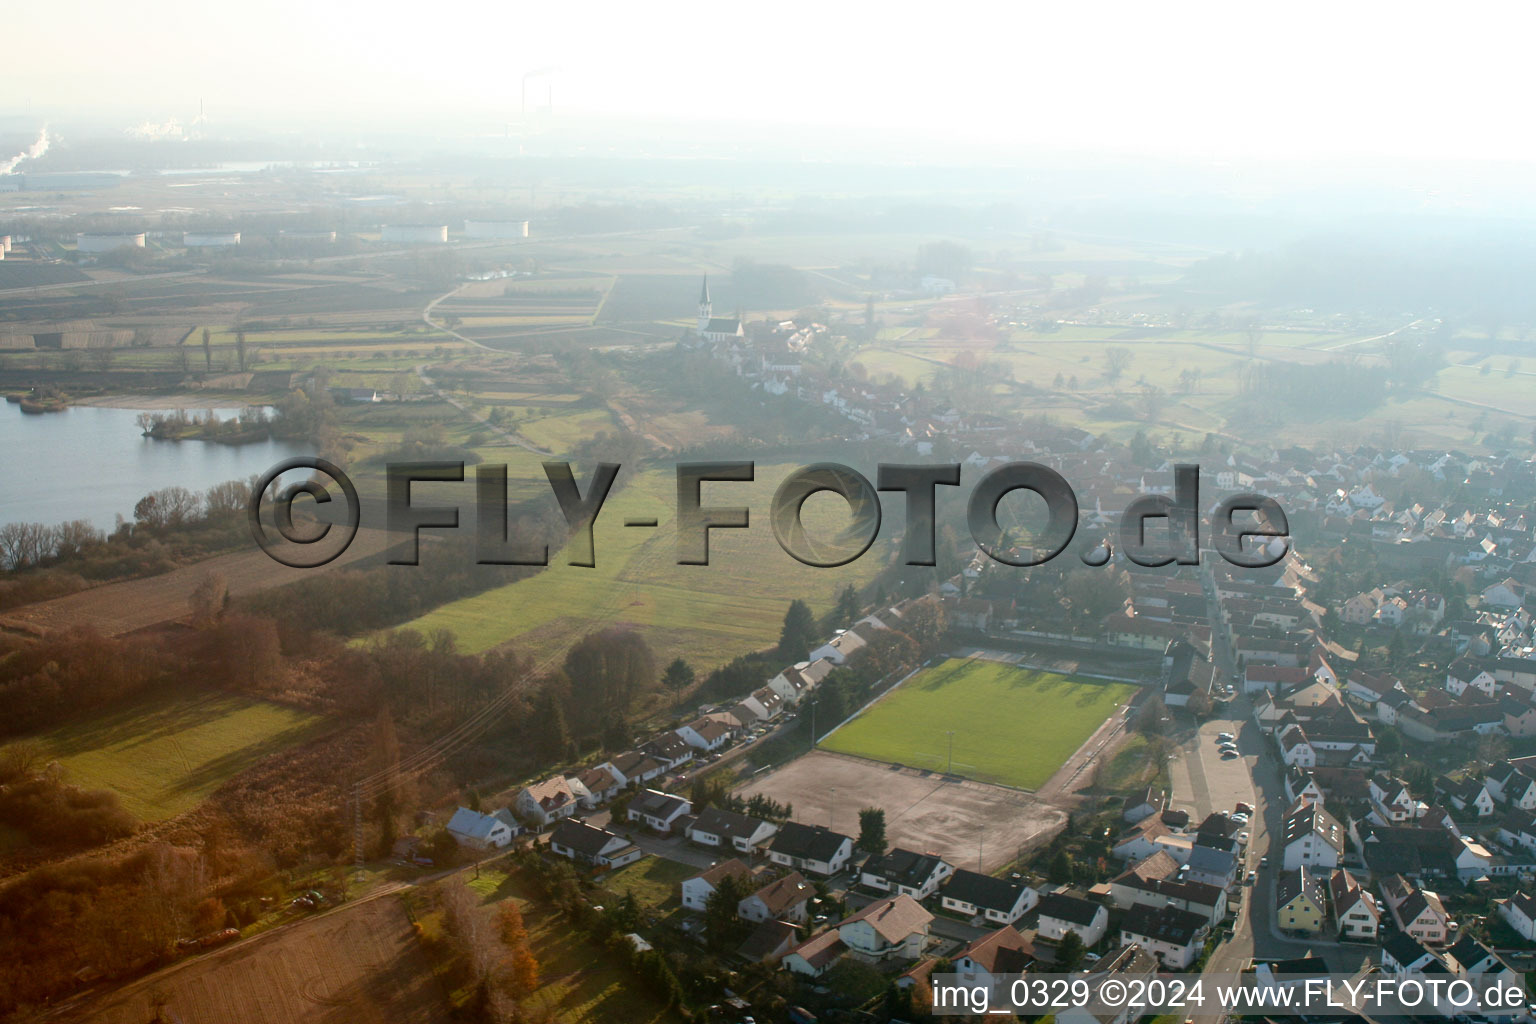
5,1,1530,161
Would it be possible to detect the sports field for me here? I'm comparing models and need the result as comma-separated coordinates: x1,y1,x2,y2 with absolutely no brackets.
819,657,1136,790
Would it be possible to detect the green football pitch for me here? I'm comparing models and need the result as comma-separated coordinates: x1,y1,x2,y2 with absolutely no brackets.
819,657,1137,790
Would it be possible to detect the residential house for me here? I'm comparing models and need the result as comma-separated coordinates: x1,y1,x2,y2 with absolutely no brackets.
736,919,799,963
1119,903,1208,969
1278,724,1317,768
1496,890,1536,941
573,764,623,807
676,717,734,752
782,929,848,977
740,687,785,722
445,807,521,851
1108,860,1227,928
1122,785,1165,824
640,731,694,769
739,871,814,924
1275,868,1327,934
1055,945,1160,1024
1381,873,1450,944
859,848,954,900
767,822,855,876
547,819,643,868
1380,931,1444,977
609,750,665,787
837,893,933,961
626,789,692,833
1486,763,1536,810
681,858,753,912
809,629,868,665
1280,800,1344,871
516,776,589,827
1445,935,1515,979
1437,774,1495,817
939,869,1038,925
1185,842,1240,890
1369,773,1419,824
1036,892,1110,947
1329,868,1380,940
949,926,1036,1003
685,806,779,855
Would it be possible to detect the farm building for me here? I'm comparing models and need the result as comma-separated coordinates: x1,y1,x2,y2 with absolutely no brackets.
76,232,145,253
381,223,447,244
464,219,528,239
183,231,241,248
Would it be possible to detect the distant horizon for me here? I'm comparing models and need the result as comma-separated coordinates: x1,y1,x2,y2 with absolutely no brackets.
5,1,1534,165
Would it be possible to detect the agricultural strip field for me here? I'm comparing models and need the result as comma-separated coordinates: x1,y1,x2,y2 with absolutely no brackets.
10,689,329,820
819,657,1136,791
388,463,889,670
61,895,448,1024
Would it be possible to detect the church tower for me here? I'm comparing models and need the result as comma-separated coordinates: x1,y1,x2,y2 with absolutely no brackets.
697,275,712,333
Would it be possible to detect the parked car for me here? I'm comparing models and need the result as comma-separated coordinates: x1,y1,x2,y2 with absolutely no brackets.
1245,869,1257,884
1259,856,1269,869
1221,750,1240,760
1216,732,1234,743
1230,812,1249,825
1237,831,1250,844
1234,801,1253,815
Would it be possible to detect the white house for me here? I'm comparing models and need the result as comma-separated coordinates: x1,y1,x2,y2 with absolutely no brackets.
626,789,692,833
445,806,520,851
1035,892,1109,947
1280,800,1344,871
738,871,814,924
809,629,868,665
782,929,847,977
1496,890,1536,941
767,822,854,876
859,848,954,900
516,775,590,827
548,819,643,868
676,718,734,752
1329,869,1380,941
1119,903,1207,970
686,806,779,854
837,894,932,961
680,858,753,912
939,869,1038,925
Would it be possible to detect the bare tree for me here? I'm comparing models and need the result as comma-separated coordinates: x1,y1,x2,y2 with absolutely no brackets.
1104,346,1132,385
190,572,228,627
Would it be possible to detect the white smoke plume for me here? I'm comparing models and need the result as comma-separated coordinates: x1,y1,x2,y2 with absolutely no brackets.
0,126,50,175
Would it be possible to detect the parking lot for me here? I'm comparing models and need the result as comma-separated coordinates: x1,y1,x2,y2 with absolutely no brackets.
1168,709,1259,827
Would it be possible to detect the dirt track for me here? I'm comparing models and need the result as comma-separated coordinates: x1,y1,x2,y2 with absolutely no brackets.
0,527,398,637
55,894,449,1024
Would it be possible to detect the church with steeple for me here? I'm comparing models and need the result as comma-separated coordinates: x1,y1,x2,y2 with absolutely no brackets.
694,275,744,343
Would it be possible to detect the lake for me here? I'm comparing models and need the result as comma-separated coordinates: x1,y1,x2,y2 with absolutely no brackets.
0,403,311,532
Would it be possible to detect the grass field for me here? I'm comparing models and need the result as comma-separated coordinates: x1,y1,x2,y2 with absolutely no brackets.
9,689,329,820
461,867,680,1024
391,463,889,669
819,658,1135,790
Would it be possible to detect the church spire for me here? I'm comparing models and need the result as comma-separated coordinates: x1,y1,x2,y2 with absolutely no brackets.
697,274,712,332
